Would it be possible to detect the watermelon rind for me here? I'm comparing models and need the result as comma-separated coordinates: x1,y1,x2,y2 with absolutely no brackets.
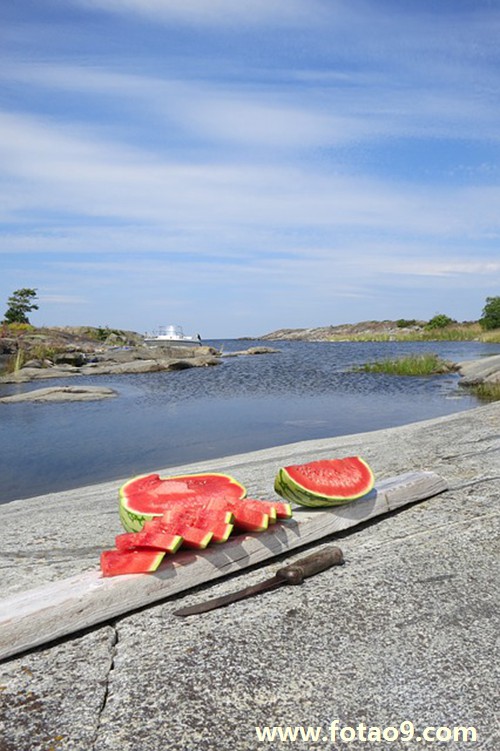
119,472,247,533
274,456,375,508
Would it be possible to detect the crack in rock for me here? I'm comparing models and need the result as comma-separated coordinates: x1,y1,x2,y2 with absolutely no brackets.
91,624,118,750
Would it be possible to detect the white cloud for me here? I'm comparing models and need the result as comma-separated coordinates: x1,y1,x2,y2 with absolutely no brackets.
1,108,500,255
73,0,328,26
3,60,499,148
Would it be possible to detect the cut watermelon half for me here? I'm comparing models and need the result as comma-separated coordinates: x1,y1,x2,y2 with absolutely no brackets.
275,456,375,507
119,472,246,533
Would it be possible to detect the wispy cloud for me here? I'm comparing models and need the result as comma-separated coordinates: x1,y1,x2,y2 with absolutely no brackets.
3,60,499,150
73,0,329,27
1,108,499,256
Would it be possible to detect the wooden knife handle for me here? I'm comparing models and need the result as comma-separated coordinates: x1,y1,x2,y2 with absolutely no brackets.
275,546,344,585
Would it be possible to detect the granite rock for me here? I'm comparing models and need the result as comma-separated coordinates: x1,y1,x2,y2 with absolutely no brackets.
0,403,498,750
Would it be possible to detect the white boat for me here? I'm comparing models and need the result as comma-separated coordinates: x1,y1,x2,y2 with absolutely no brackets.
144,324,201,345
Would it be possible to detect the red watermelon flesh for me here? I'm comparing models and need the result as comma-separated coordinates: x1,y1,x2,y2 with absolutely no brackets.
149,515,213,549
226,505,269,532
100,548,165,577
202,496,291,521
158,502,233,542
196,496,270,532
244,499,292,521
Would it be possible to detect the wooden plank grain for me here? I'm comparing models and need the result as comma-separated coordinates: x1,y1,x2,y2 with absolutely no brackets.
0,471,447,660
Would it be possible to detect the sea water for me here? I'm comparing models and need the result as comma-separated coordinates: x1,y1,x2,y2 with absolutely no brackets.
0,339,497,503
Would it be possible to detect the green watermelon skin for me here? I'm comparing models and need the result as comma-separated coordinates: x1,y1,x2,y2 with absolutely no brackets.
274,456,375,508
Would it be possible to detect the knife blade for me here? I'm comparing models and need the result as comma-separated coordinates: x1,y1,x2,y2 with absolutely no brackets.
173,545,344,616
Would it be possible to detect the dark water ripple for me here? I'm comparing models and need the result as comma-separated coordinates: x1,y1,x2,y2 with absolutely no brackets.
0,339,496,503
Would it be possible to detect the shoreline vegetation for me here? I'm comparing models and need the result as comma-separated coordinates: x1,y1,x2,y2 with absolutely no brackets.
354,352,500,402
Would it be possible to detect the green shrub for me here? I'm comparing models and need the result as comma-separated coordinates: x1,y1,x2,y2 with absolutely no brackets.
396,319,419,328
1,322,34,336
425,314,456,330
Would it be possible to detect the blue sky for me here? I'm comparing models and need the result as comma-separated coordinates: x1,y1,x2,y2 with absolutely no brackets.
1,0,499,338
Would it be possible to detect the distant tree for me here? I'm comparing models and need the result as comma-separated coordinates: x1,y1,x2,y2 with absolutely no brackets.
3,288,39,324
480,296,500,330
425,313,456,330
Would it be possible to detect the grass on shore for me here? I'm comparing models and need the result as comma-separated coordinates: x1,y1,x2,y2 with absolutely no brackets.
463,382,500,402
356,353,454,376
4,343,64,374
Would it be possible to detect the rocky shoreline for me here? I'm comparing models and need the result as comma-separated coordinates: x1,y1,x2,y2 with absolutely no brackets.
0,326,220,383
0,326,281,398
0,344,221,383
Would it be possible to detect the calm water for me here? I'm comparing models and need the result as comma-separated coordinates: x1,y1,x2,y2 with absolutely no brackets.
0,339,497,503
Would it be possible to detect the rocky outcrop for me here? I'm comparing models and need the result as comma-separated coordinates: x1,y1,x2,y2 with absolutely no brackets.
259,321,425,340
456,354,500,385
1,365,82,382
0,386,117,402
0,330,222,383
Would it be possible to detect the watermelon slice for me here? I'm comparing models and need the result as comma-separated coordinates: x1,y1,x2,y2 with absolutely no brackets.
115,528,183,554
150,514,213,549
257,500,292,520
100,548,165,577
275,456,375,507
160,504,234,543
200,496,270,532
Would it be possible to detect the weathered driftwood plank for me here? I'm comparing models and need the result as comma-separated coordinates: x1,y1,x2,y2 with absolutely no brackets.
0,471,446,660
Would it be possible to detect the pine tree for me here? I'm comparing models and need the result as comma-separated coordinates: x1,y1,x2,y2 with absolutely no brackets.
3,288,39,324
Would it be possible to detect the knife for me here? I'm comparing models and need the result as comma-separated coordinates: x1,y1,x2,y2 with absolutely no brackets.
173,545,344,616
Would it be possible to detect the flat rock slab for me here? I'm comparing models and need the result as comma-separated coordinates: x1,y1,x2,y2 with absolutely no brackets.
0,402,499,750
0,385,117,402
0,354,221,381
0,366,80,383
457,353,500,384
223,346,280,357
